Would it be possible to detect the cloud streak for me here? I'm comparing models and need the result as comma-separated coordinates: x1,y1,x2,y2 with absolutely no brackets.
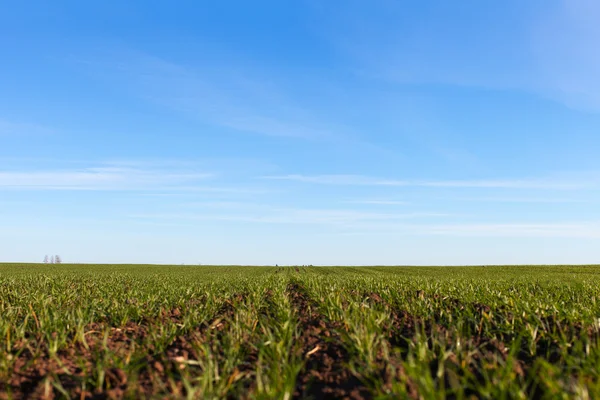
320,0,600,112
346,199,409,205
446,196,590,204
80,52,353,142
130,208,450,226
423,222,600,239
129,208,600,239
0,165,213,191
261,174,596,190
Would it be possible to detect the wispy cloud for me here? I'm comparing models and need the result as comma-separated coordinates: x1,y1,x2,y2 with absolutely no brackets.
129,206,600,239
293,219,600,239
0,165,213,191
261,174,596,190
319,0,600,111
346,199,409,205
78,52,356,142
533,0,600,111
423,222,600,238
262,174,408,186
420,180,583,190
447,196,590,204
130,208,450,226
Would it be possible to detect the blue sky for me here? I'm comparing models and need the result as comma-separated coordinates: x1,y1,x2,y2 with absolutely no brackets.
2,0,600,265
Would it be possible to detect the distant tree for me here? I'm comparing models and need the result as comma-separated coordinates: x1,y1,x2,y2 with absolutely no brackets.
50,256,55,264
55,255,62,264
43,255,49,264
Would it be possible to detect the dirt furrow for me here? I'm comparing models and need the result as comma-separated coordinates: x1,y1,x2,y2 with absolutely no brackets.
286,282,370,400
363,290,588,399
1,294,246,400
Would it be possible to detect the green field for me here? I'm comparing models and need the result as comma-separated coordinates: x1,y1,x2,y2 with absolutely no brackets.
1,264,600,399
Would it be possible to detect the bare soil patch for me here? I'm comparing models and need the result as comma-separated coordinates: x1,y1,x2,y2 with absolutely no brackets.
286,282,371,400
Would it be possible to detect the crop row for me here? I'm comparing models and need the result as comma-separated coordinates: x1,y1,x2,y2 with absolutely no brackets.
1,264,599,398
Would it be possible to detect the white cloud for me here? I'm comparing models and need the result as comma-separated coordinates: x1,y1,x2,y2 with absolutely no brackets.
320,0,600,112
346,199,409,205
423,222,600,239
0,166,213,191
261,174,596,190
533,0,600,111
448,196,589,204
79,52,353,141
128,207,600,240
262,174,408,186
129,208,449,226
420,180,583,190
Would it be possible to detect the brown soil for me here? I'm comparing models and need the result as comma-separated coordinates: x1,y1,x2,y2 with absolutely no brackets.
3,288,596,400
360,290,527,398
0,294,246,400
286,282,371,400
1,321,147,400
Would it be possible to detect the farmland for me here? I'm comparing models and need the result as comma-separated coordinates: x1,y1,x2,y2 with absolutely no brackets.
1,264,600,399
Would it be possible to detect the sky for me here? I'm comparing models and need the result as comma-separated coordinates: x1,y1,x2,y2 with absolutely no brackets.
1,0,600,265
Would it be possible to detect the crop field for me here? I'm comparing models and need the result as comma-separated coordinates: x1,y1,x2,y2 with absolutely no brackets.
1,264,600,399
